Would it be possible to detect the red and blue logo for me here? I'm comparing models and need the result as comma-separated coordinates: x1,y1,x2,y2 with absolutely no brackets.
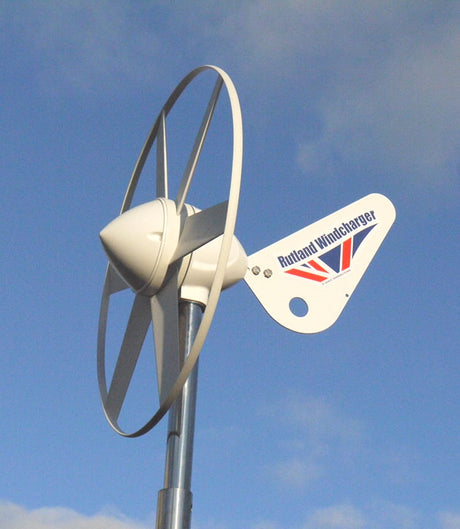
285,225,375,283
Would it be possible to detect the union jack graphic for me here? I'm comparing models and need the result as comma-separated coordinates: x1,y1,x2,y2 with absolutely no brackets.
286,225,375,282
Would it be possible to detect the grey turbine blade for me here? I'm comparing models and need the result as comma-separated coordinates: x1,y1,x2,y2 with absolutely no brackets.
107,263,129,295
105,294,151,421
175,77,223,214
151,268,181,404
172,200,228,261
156,110,168,198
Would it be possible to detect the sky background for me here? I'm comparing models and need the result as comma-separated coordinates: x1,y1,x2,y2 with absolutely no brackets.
1,2,459,528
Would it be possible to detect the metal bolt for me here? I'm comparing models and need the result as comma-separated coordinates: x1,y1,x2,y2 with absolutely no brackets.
251,266,261,275
263,269,272,278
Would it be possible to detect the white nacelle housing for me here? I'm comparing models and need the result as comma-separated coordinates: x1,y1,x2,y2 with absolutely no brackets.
100,198,247,304
180,234,247,306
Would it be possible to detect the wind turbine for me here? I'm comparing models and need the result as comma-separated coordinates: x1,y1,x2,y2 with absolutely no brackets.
97,65,395,529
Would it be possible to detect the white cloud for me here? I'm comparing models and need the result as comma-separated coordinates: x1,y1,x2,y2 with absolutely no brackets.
302,504,366,529
264,395,365,489
252,522,281,529
296,18,459,191
270,456,323,488
263,394,425,494
217,2,439,80
7,0,458,193
214,1,459,193
3,499,459,529
440,512,460,529
0,501,149,529
368,500,420,529
278,395,365,450
4,1,165,95
193,520,230,529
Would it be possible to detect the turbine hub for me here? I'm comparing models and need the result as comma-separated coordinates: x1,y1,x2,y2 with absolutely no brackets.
100,198,181,295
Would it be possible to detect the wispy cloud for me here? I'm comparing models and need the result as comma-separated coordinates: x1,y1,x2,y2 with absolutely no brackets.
439,511,460,529
216,1,459,194
300,500,422,529
262,392,429,496
270,456,323,488
265,395,365,488
6,2,457,193
0,501,150,529
295,18,459,192
367,500,421,529
263,501,460,529
4,2,165,95
280,395,365,446
2,499,459,529
302,504,366,529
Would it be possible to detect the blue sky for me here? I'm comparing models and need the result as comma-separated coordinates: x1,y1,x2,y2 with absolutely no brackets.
1,2,459,528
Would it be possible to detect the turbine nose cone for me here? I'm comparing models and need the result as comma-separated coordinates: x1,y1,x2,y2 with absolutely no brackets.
100,200,166,293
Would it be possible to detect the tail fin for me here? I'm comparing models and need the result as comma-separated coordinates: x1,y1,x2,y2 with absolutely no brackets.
244,193,396,333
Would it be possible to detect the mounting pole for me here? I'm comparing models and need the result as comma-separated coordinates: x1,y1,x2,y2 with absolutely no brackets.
155,301,202,529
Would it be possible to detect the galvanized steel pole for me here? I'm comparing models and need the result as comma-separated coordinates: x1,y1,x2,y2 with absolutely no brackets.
155,301,202,529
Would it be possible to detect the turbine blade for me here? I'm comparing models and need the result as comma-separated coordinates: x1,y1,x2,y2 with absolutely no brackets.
156,110,168,198
106,263,129,294
105,294,151,421
151,268,181,403
175,77,223,214
172,200,228,261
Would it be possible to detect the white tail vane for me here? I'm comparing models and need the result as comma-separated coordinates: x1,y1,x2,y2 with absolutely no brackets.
245,193,396,333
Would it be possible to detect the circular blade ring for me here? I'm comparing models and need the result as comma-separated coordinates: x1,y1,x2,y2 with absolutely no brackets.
97,65,243,437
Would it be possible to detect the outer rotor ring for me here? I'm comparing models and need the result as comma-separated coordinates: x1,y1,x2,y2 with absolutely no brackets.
98,65,242,437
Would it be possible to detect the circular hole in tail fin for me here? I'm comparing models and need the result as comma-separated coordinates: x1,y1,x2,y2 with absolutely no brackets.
289,297,308,317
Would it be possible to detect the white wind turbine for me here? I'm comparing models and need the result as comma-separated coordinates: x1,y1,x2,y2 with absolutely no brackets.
97,65,395,529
